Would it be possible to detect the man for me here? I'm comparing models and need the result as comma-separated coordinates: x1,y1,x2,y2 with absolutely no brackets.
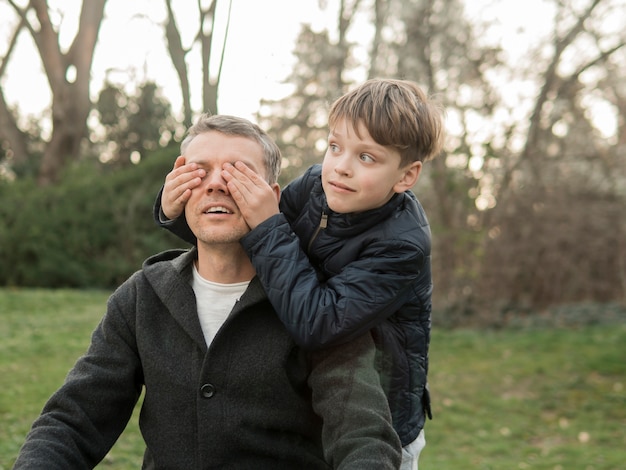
13,115,401,469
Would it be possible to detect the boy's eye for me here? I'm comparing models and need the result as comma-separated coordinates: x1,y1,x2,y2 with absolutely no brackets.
329,143,340,152
360,153,375,163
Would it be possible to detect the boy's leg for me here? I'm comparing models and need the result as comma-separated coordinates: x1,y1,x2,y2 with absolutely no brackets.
400,429,426,470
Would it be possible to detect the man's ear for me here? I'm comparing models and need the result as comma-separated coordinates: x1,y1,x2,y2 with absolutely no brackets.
270,182,281,203
393,161,422,193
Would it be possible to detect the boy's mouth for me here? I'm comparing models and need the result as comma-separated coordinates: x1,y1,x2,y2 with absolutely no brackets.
328,181,356,192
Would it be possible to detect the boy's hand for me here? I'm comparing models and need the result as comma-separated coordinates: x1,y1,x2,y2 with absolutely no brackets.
162,156,206,220
222,161,280,229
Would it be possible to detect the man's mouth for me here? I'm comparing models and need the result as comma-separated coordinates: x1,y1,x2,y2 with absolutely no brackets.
204,206,233,214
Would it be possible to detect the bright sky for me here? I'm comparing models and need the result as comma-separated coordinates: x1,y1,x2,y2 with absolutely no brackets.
2,0,336,123
1,0,616,139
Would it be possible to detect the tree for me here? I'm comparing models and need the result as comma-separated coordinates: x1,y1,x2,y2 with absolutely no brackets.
257,0,365,184
0,17,30,173
0,0,107,185
162,0,232,126
95,81,177,166
477,0,626,307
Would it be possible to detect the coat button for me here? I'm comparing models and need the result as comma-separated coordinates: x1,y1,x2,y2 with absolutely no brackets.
200,383,215,398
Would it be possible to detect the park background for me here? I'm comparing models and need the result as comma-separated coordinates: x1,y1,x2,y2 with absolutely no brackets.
0,0,625,468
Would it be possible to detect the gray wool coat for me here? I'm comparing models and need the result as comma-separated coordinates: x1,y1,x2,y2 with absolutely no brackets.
13,248,401,469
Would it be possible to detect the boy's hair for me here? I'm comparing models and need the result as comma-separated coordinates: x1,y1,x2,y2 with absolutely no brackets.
180,114,282,185
328,79,445,166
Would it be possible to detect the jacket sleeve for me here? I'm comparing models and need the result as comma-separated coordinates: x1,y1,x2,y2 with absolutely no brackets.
308,332,401,469
278,165,318,221
240,214,424,349
12,284,143,469
153,186,197,246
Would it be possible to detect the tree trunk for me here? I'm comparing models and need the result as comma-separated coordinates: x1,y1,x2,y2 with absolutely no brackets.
0,88,29,170
0,14,30,172
164,0,193,127
27,0,107,185
38,87,86,185
200,0,219,114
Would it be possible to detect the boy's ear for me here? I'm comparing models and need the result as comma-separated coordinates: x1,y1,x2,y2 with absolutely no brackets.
393,161,422,193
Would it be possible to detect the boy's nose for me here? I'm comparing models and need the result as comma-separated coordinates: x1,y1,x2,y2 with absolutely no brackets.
334,156,353,177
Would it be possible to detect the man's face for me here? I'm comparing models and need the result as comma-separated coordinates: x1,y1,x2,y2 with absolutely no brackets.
184,131,267,246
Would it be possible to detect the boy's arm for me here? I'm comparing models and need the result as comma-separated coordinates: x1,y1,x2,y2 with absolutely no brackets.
309,331,402,469
153,156,203,245
154,186,197,245
241,214,428,350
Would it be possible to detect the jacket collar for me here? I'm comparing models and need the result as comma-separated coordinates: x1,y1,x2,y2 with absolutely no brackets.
143,248,267,350
319,190,409,237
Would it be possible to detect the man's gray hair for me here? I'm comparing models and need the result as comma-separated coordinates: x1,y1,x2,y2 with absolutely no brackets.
181,114,282,185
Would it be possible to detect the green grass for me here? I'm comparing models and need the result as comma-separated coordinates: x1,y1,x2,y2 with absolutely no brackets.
0,288,144,469
1,289,625,469
420,326,626,469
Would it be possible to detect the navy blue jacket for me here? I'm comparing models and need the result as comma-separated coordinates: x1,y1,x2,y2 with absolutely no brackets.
155,164,432,446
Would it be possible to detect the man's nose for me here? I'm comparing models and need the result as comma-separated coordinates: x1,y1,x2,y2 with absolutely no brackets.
204,170,229,193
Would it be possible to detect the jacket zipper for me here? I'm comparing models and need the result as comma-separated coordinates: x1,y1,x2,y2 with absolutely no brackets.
307,212,328,253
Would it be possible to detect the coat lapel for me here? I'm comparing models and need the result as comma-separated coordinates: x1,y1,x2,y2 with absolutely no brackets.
145,248,208,351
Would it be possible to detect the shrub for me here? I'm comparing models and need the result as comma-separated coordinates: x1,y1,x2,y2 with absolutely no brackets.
0,147,187,288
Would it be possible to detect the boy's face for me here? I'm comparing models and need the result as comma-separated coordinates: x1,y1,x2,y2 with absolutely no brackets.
321,118,421,214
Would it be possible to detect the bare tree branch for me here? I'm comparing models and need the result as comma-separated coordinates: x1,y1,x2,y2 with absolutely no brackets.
213,0,232,94
165,0,193,126
522,0,603,167
198,0,218,113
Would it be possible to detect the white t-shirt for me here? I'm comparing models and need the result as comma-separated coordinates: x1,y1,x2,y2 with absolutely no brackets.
191,263,249,346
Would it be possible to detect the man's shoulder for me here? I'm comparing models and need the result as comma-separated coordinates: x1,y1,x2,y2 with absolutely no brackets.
143,248,192,267
140,248,195,285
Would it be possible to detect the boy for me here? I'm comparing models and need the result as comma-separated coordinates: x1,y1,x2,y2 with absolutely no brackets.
156,79,444,469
